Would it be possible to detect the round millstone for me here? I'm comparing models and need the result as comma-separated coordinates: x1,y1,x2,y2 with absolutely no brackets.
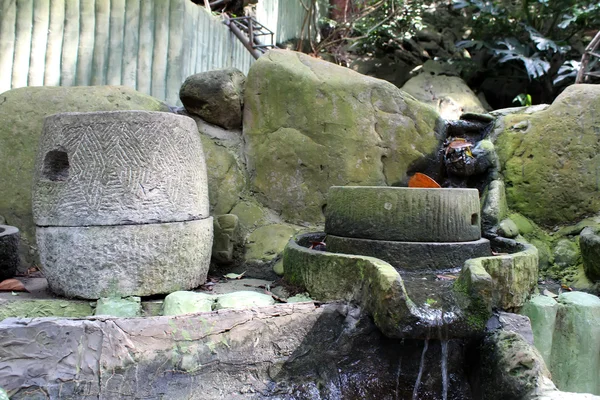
32,111,209,227
0,225,19,281
325,186,482,242
36,218,213,299
327,235,491,270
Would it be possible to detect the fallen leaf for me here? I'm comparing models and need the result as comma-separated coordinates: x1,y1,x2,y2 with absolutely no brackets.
408,173,441,188
560,284,573,291
0,279,28,292
309,241,326,251
224,272,245,280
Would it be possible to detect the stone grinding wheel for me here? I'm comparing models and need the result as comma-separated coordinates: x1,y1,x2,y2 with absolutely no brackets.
0,225,20,281
325,186,482,242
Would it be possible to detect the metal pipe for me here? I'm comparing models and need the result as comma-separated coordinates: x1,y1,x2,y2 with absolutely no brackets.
224,18,262,59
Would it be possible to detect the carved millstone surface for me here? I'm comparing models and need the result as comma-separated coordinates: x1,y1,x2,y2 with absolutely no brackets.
37,219,213,299
0,225,19,281
32,111,213,299
32,111,209,226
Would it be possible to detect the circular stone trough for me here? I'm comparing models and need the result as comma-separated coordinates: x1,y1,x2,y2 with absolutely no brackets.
325,186,491,268
33,111,213,299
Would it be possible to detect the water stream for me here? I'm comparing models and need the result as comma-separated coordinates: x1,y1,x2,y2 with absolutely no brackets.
412,339,429,400
441,340,449,400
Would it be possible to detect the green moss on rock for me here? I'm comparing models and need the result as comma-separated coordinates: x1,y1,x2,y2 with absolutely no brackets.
0,298,93,321
245,224,298,262
494,85,600,226
244,50,442,224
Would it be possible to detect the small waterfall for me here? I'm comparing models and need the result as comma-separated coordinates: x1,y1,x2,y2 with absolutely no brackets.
412,339,429,400
441,340,449,400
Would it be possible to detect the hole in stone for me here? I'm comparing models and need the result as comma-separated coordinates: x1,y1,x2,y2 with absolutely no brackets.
471,213,479,226
42,150,70,181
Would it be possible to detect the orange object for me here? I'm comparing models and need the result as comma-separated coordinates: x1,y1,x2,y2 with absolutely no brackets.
408,173,441,188
0,278,28,292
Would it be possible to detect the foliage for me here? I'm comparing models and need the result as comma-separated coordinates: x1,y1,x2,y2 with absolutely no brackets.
298,0,431,64
453,0,600,101
512,93,532,106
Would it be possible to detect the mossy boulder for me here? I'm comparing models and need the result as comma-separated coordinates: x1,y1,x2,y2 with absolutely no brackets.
494,85,600,227
0,86,170,269
191,116,247,215
95,297,142,317
553,238,581,269
401,73,487,120
244,50,443,224
245,223,298,263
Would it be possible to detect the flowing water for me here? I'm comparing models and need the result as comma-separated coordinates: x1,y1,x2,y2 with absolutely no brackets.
412,339,429,400
399,266,464,328
441,340,449,400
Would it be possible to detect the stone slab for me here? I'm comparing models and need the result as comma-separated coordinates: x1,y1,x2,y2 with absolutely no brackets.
37,218,213,299
521,295,558,365
32,111,209,227
550,292,600,395
327,235,491,270
325,186,482,242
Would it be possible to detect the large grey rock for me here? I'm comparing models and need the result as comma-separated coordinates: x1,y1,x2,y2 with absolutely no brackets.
0,225,19,281
327,235,491,270
32,111,209,226
493,85,600,226
325,186,482,242
37,218,213,299
179,68,245,130
553,239,580,269
581,227,600,281
401,73,487,120
244,50,443,225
